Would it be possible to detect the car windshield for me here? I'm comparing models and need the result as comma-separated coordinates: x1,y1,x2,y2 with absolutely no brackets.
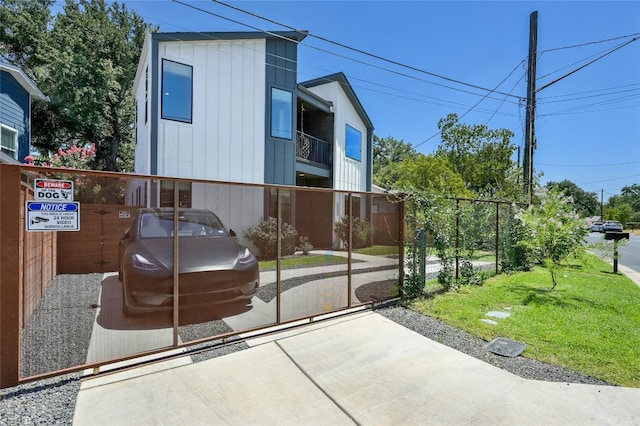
139,211,228,238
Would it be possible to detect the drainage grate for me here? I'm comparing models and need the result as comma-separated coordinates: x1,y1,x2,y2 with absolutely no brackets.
485,337,527,357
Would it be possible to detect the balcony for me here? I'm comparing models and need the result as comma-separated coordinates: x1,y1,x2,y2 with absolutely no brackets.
296,131,330,168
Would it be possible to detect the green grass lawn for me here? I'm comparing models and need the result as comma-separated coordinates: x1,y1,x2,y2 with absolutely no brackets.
259,254,349,270
259,245,398,270
410,253,640,387
353,245,399,256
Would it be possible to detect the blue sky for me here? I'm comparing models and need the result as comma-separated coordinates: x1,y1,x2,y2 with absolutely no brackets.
100,0,640,200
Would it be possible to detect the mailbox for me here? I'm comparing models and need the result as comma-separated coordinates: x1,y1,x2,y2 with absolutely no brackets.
604,232,630,241
604,232,629,273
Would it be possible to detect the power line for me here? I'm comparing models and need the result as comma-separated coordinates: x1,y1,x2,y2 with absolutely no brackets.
539,93,640,115
536,37,639,93
538,82,640,100
537,87,640,104
539,161,640,168
411,60,527,150
199,0,524,100
538,31,640,54
579,173,640,185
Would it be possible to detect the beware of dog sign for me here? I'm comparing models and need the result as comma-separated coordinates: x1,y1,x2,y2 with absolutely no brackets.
34,179,74,201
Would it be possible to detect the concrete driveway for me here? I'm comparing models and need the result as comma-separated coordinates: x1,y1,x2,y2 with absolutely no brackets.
74,311,640,425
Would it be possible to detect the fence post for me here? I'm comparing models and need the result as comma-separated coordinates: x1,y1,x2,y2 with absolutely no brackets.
495,202,500,275
0,165,22,389
455,199,460,280
398,197,405,299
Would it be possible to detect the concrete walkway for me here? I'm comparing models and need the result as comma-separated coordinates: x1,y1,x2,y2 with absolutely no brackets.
74,311,640,425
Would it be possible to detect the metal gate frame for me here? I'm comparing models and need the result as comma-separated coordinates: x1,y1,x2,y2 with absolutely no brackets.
0,164,405,389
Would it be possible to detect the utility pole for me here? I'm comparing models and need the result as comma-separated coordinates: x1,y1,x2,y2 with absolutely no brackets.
523,11,538,204
601,189,604,219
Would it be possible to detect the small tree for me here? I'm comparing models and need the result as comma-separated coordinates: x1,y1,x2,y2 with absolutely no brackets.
514,188,588,290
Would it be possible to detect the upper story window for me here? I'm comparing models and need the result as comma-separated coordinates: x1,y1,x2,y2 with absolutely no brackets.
271,87,292,139
1,125,18,160
345,124,362,161
161,59,193,123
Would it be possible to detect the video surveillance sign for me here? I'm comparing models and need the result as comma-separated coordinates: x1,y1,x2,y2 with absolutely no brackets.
34,179,74,201
27,179,80,231
26,201,80,231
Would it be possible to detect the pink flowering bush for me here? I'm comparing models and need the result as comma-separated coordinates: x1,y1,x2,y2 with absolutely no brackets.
24,144,97,170
23,144,123,204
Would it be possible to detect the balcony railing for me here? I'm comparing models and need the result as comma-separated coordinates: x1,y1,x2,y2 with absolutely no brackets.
296,131,330,168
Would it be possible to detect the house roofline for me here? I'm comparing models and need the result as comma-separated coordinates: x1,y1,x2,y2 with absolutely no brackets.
151,30,308,43
0,62,46,100
300,72,373,131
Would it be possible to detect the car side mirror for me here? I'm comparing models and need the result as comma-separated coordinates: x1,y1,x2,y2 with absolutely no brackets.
122,229,131,241
229,229,236,237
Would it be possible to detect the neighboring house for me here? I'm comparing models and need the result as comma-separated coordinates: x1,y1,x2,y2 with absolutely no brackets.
0,62,46,164
129,31,375,249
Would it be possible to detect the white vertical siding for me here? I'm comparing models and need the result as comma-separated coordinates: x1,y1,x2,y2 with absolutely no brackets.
156,39,266,184
306,82,368,192
133,42,151,175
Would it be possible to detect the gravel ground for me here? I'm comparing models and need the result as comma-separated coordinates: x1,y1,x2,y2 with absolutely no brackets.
20,274,103,377
1,282,612,425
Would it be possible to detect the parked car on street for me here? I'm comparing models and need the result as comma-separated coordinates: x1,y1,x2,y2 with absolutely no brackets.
118,208,259,316
589,222,603,232
602,220,623,232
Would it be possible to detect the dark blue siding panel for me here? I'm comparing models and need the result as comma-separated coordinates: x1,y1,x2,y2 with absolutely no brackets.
0,71,30,162
264,38,298,186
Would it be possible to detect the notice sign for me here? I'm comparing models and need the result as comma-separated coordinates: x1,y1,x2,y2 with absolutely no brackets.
26,201,80,231
34,179,74,201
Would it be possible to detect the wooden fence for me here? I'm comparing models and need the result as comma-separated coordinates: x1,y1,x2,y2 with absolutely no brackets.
20,182,57,330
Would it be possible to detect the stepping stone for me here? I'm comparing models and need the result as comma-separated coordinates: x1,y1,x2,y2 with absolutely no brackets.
486,311,511,319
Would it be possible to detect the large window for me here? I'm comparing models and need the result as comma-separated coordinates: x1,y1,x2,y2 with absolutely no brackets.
1,125,18,159
161,59,193,123
271,88,292,139
345,124,362,161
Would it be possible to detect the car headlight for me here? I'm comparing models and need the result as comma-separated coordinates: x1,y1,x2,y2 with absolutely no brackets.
238,248,256,265
132,253,163,272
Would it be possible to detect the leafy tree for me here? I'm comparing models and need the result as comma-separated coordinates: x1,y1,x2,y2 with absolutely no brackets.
395,155,471,197
373,135,418,189
605,203,634,225
435,113,519,199
1,0,154,172
546,180,598,217
0,0,52,69
620,184,640,212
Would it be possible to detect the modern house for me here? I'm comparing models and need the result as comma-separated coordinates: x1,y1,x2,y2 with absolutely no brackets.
130,31,374,250
0,62,46,164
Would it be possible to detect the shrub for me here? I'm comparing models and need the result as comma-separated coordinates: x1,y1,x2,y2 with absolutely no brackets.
334,216,376,249
297,236,314,255
243,217,297,260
